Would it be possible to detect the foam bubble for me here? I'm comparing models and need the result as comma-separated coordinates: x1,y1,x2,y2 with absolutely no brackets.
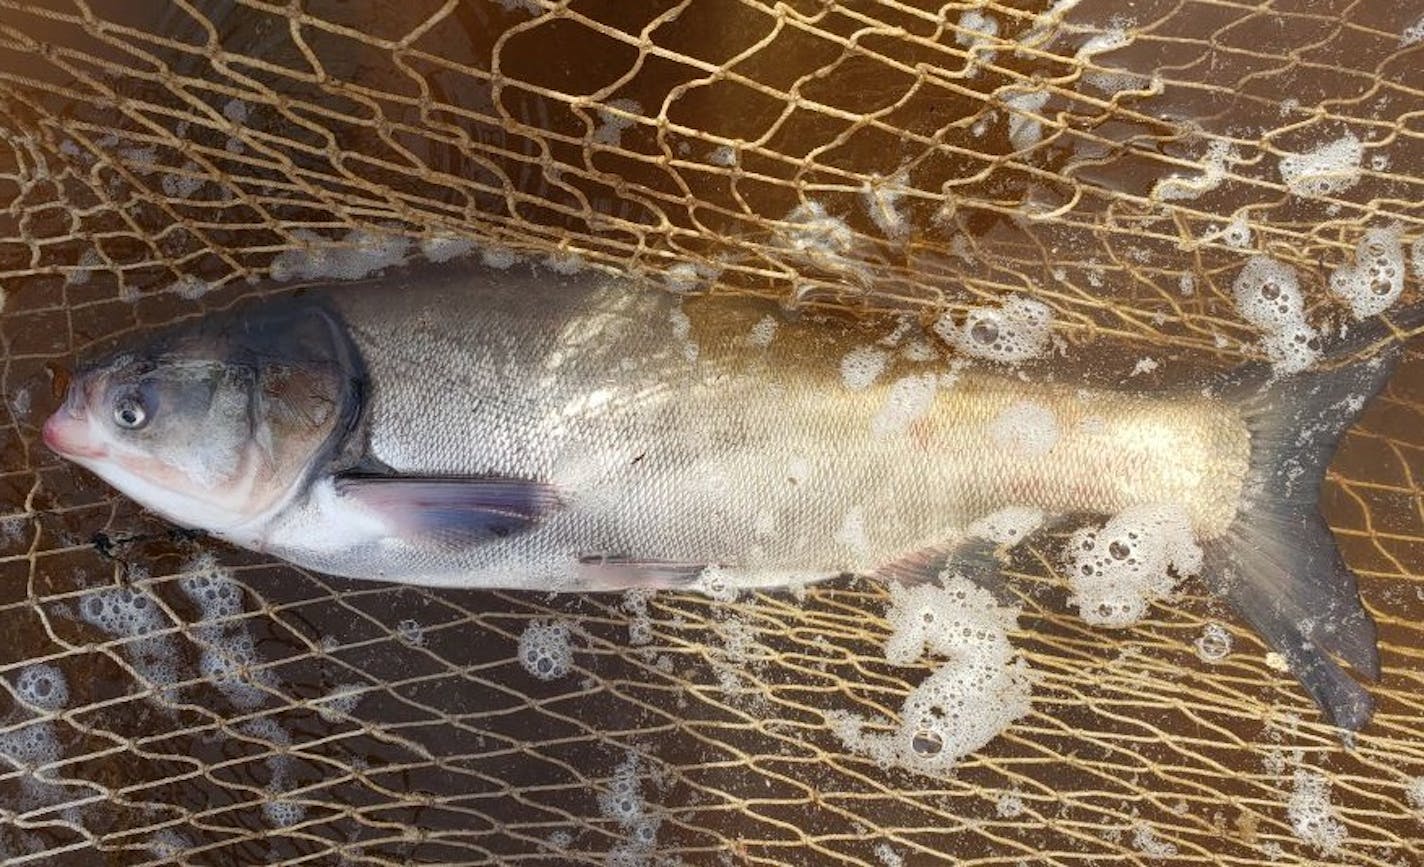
840,346,890,391
861,172,911,240
934,296,1053,364
591,98,642,147
419,233,475,263
270,228,410,282
1003,89,1050,150
1287,771,1346,855
199,630,271,709
481,245,519,269
829,575,1031,774
870,373,941,438
518,620,574,681
874,841,905,867
263,797,306,828
1154,140,1236,202
747,315,778,348
967,506,1045,545
13,664,69,711
167,274,215,299
598,752,661,865
1132,823,1178,859
1194,622,1232,663
396,619,426,647
0,720,61,769
987,401,1058,458
178,553,245,623
1064,504,1203,628
313,683,365,722
1406,776,1424,812
1231,256,1320,373
996,790,1024,818
955,9,1000,68
1279,134,1364,198
1329,226,1405,319
81,586,167,638
780,202,854,258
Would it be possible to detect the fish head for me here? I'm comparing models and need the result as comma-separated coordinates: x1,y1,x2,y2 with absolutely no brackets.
43,301,361,533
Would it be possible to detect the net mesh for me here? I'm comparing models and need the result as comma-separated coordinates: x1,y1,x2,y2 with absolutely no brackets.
1,0,1422,863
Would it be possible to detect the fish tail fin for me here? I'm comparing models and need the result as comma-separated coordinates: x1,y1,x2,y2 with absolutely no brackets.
1207,303,1423,731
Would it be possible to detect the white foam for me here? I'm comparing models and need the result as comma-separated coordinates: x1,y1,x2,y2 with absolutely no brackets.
861,172,911,240
0,720,61,769
1064,504,1203,628
179,553,245,623
199,630,270,709
1287,771,1346,855
1406,15,1424,45
1003,89,1051,151
1076,28,1136,93
1406,776,1424,811
780,202,855,259
870,373,940,438
591,99,642,147
542,251,585,274
708,145,738,166
270,228,410,282
1132,823,1178,859
598,752,660,865
1231,256,1320,373
874,841,905,867
1154,140,1236,202
313,682,365,722
222,98,248,124
517,620,575,681
161,162,206,199
13,664,68,711
956,9,1000,68
396,619,426,647
1193,622,1232,663
996,790,1024,818
481,245,519,269
419,233,475,263
967,506,1045,545
934,295,1054,364
263,797,306,828
1278,134,1364,198
747,315,779,347
829,575,1031,774
1328,226,1405,319
840,346,890,390
987,400,1059,458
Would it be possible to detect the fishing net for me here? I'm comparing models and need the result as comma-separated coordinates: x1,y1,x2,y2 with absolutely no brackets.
1,0,1422,863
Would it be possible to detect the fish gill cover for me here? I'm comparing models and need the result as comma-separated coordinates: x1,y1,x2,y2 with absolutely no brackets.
0,1,1422,865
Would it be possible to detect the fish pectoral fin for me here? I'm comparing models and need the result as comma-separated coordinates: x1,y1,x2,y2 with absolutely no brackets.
870,538,1004,592
576,554,708,590
333,473,563,547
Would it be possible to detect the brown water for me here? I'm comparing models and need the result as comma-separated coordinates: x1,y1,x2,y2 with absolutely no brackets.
0,1,1421,864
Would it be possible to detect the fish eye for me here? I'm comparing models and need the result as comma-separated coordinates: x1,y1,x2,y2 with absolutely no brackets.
112,392,150,430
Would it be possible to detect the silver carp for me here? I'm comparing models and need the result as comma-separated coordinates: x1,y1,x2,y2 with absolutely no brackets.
42,260,1422,730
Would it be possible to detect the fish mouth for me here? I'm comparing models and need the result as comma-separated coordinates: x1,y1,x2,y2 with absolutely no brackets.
41,412,106,460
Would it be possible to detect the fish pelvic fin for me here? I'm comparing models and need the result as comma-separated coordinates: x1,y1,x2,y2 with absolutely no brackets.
1208,302,1422,732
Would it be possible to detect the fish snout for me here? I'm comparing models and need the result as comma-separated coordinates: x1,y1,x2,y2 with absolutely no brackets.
42,409,104,459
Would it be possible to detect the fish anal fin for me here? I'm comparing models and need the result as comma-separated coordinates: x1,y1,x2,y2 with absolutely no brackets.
871,537,1004,593
334,474,562,547
576,555,708,590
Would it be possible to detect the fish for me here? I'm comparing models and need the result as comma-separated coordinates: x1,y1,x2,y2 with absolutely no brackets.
42,259,1422,731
